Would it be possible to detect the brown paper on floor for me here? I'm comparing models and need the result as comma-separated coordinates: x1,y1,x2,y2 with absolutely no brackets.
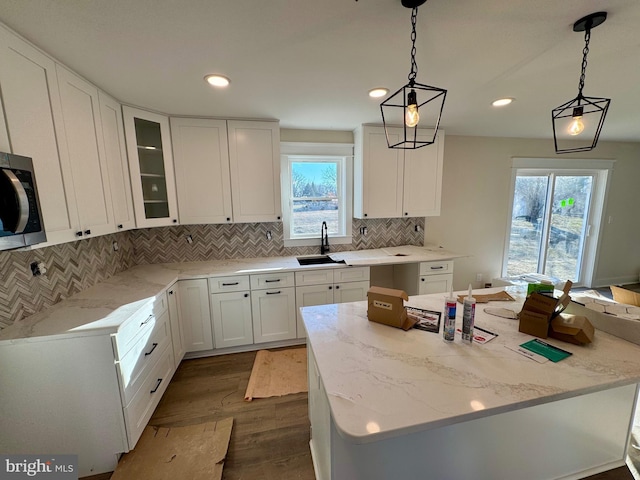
111,418,233,480
457,290,515,303
244,347,307,401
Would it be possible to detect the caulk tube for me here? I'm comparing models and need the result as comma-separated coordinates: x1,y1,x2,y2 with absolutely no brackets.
443,285,456,342
461,284,476,343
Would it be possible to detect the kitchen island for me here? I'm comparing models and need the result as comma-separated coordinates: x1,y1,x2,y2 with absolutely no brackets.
302,288,640,480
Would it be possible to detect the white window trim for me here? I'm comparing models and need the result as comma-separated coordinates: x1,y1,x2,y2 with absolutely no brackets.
501,157,614,287
280,142,353,248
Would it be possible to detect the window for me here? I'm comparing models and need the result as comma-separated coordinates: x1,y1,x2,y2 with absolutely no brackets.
503,158,613,286
280,143,353,247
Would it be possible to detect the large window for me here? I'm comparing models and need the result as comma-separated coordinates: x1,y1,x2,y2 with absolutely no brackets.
503,158,613,287
280,143,353,247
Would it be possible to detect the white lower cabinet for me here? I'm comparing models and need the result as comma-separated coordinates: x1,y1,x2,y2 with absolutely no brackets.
295,267,370,339
0,291,177,477
210,291,253,348
251,287,297,343
393,260,454,295
178,279,213,352
167,283,186,368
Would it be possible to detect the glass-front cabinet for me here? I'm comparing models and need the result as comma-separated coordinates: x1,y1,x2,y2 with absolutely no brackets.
123,106,179,227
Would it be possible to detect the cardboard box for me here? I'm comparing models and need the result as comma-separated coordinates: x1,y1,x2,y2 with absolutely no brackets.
565,301,640,346
367,286,415,330
549,314,594,345
518,280,572,339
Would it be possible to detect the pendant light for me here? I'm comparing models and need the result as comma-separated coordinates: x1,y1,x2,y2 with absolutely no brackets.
552,12,610,154
380,0,446,149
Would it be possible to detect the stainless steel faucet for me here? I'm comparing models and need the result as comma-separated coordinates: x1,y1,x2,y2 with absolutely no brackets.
321,221,329,255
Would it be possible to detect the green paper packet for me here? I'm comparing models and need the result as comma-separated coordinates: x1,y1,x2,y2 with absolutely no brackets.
520,338,572,363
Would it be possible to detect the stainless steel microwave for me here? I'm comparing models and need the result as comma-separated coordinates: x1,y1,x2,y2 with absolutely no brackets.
0,152,47,251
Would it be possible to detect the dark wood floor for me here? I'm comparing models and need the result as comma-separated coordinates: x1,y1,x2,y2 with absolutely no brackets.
84,348,635,480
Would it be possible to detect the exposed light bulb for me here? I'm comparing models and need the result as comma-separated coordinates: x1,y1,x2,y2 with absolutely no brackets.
568,116,584,136
405,89,419,127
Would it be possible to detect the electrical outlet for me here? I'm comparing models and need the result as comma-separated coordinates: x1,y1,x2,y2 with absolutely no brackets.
360,226,368,235
186,234,193,244
266,231,272,240
476,273,483,283
112,241,119,252
414,225,422,233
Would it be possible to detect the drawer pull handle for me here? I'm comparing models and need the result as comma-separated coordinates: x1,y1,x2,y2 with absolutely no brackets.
140,314,153,327
222,282,239,286
144,343,158,356
430,266,444,270
266,290,281,295
265,279,281,283
150,378,163,394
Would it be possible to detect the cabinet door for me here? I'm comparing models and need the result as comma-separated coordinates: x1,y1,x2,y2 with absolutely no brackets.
419,274,453,295
334,280,370,303
354,126,403,219
171,117,233,224
295,284,335,339
0,28,78,244
99,92,135,231
210,291,253,348
178,279,213,352
227,120,281,223
403,130,444,217
123,106,179,227
251,287,296,343
167,285,186,368
56,65,114,237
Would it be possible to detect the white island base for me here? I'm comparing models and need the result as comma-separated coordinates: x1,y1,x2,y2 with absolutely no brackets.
309,346,637,480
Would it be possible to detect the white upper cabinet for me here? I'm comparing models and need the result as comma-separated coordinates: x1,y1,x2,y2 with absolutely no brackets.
227,120,281,223
170,117,233,224
98,92,135,232
123,106,179,227
56,65,114,238
354,125,444,219
0,27,78,244
170,118,281,224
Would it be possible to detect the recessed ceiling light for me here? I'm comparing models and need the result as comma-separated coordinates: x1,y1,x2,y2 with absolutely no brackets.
492,98,514,107
368,88,389,98
204,74,230,88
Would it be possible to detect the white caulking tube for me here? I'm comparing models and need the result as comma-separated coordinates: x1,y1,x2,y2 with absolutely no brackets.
443,285,456,342
461,284,476,343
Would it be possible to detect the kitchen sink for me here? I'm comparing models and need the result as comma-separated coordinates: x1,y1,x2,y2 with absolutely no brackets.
297,255,345,266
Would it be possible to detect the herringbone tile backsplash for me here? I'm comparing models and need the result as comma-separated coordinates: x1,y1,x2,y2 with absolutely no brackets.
0,218,423,328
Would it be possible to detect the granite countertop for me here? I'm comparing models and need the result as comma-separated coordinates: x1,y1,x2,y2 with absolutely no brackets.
0,244,462,344
301,287,640,444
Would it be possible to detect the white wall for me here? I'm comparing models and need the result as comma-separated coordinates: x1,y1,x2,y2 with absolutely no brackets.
425,135,640,290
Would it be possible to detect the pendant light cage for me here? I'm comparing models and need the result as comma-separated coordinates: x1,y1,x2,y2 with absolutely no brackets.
380,82,446,149
552,11,610,154
380,2,447,150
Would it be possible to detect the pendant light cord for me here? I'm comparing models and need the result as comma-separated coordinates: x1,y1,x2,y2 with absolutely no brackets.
408,6,418,86
578,28,591,97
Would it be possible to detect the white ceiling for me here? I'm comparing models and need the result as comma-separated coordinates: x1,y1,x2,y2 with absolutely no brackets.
1,0,639,142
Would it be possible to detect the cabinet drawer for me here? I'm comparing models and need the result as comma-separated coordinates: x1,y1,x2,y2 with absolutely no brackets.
333,267,370,283
419,260,454,276
208,275,250,293
114,292,168,359
250,272,295,290
123,343,174,449
295,269,334,286
117,310,171,405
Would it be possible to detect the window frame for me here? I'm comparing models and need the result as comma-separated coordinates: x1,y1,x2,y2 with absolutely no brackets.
280,142,353,248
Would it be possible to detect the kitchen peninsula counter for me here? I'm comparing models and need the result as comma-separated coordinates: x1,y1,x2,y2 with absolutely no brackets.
302,288,640,480
0,244,462,343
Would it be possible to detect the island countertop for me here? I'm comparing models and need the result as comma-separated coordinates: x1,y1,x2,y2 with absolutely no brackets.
301,287,640,444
